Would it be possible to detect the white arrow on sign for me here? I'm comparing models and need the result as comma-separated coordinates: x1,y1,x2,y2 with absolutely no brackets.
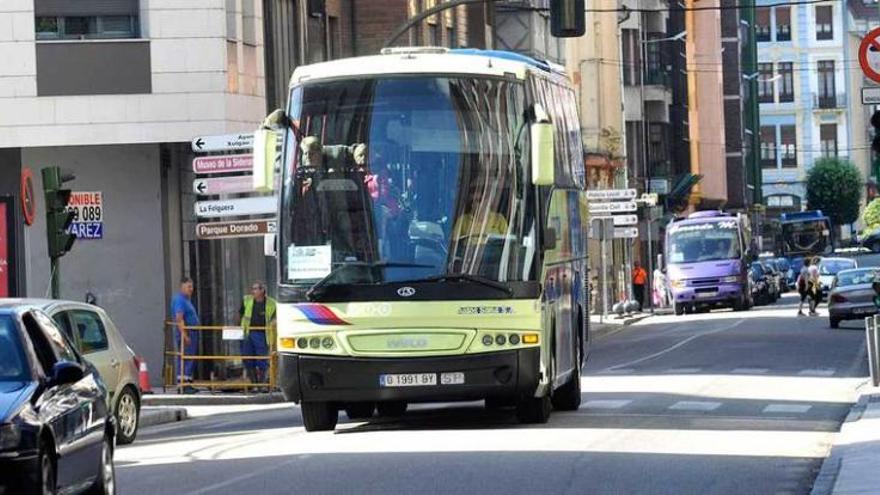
613,227,639,239
194,196,276,218
589,201,637,213
191,133,254,153
586,189,638,200
193,176,254,195
593,214,638,226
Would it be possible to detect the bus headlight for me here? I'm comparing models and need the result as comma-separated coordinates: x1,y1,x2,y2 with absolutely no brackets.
280,338,296,350
321,337,335,349
670,279,686,289
720,275,739,284
482,335,494,346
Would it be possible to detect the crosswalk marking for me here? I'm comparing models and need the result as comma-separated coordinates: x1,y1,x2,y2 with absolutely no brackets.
669,401,722,411
731,367,769,374
583,399,633,409
797,368,835,377
763,404,812,414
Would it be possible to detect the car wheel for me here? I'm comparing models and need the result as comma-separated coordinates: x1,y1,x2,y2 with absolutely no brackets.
376,401,408,417
85,436,115,495
830,318,840,329
343,402,375,420
26,440,55,495
115,387,140,445
516,394,552,424
301,402,338,432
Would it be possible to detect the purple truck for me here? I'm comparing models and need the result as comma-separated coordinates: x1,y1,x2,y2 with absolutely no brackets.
664,211,754,315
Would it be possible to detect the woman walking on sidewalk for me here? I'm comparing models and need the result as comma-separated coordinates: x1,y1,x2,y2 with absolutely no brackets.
797,258,810,316
808,257,822,316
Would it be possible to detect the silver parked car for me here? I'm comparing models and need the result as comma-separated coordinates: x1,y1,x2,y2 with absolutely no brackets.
827,268,880,328
818,257,858,298
15,298,142,444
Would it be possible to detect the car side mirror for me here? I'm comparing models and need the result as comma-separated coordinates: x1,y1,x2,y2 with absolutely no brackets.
51,361,84,387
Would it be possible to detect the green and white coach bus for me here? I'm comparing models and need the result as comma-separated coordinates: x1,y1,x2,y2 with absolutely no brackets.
253,47,590,431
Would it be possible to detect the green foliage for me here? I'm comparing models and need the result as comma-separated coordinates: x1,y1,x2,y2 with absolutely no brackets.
806,157,862,227
863,198,880,232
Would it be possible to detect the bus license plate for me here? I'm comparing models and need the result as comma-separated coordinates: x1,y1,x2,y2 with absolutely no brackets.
440,372,465,385
696,292,717,299
379,373,437,387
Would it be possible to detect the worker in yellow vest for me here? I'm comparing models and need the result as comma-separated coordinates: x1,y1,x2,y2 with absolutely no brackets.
239,281,277,384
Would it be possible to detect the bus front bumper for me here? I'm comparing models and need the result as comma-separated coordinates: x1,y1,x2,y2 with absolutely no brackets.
278,348,541,403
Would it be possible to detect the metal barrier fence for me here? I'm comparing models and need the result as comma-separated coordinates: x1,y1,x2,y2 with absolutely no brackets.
866,315,880,388
163,322,277,393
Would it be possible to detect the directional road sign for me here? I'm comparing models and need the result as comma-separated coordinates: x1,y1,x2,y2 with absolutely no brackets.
193,175,254,195
194,196,276,218
613,227,639,239
191,133,254,153
592,214,638,226
586,189,637,200
589,201,637,213
192,154,253,174
860,27,880,84
196,218,277,239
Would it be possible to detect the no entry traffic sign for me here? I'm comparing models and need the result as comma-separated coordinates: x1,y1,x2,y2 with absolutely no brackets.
859,27,880,83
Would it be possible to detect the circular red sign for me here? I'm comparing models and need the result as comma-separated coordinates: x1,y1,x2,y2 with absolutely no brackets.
859,27,880,84
20,168,36,226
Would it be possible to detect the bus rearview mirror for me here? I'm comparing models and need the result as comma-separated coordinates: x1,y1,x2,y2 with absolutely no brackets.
253,128,278,193
531,122,555,186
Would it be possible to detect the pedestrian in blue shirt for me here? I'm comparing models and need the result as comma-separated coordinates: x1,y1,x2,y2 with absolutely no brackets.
170,277,200,393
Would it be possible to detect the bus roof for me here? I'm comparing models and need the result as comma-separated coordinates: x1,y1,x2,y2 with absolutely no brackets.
289,48,563,87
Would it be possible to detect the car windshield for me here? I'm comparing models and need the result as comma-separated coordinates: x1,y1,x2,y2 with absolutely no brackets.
836,269,878,287
0,315,28,382
820,259,856,276
667,220,742,264
279,76,535,291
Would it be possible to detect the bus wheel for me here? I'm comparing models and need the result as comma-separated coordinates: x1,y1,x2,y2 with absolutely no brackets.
552,365,582,411
674,302,685,316
376,401,408,417
516,395,551,424
344,402,375,420
301,402,338,431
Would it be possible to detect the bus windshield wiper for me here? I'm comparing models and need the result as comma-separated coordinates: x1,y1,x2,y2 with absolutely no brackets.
306,261,436,301
408,273,514,297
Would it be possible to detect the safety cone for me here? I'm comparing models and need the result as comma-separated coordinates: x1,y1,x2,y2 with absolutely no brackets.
137,357,154,394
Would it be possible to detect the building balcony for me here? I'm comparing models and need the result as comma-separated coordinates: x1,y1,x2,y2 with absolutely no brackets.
644,70,671,87
813,93,847,110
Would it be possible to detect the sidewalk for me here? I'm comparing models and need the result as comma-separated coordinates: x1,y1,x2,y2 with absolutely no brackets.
811,383,880,494
143,390,286,407
140,406,188,428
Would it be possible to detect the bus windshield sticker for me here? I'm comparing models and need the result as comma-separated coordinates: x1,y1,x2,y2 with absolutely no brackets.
287,245,332,280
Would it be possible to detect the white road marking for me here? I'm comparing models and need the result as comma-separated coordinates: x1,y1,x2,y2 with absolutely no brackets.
669,401,722,411
798,369,836,377
763,404,812,414
731,368,769,374
665,368,702,374
583,399,633,409
603,319,744,371
596,368,635,374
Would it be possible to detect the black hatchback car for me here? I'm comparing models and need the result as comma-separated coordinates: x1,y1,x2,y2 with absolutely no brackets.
0,304,115,495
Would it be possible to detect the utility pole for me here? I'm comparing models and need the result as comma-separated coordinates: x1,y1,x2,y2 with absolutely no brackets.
41,167,76,299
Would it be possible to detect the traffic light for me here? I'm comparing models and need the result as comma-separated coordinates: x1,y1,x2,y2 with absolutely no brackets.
550,0,585,38
41,167,76,259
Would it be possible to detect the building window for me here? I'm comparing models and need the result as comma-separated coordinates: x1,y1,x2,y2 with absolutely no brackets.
622,29,641,86
35,15,138,40
327,16,339,59
816,6,833,41
760,126,777,169
780,125,797,167
756,7,771,42
758,63,775,103
820,124,838,157
778,62,794,102
817,60,836,107
775,7,791,41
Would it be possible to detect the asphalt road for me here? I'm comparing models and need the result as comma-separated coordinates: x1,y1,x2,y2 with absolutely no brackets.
117,294,868,495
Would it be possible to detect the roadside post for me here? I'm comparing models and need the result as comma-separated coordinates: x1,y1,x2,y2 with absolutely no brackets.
867,315,880,387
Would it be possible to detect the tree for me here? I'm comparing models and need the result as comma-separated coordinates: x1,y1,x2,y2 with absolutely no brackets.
806,157,862,228
863,198,880,233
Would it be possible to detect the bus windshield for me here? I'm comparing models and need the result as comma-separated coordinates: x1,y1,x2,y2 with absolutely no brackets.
279,76,536,295
667,221,742,264
780,219,831,256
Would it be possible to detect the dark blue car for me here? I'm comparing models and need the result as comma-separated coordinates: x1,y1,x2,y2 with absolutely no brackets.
0,303,115,494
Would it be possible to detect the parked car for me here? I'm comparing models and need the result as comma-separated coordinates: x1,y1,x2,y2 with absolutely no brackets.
0,303,115,495
818,257,858,298
750,262,773,306
19,300,142,445
859,230,880,253
764,261,787,294
828,268,880,328
771,257,793,291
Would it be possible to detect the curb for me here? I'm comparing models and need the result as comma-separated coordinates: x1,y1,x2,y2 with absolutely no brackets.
810,390,877,495
140,407,188,428
143,392,286,407
592,313,654,341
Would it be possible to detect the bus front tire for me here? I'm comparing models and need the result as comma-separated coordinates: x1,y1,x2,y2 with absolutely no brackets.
516,395,551,424
301,402,338,431
552,364,582,411
674,302,685,316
